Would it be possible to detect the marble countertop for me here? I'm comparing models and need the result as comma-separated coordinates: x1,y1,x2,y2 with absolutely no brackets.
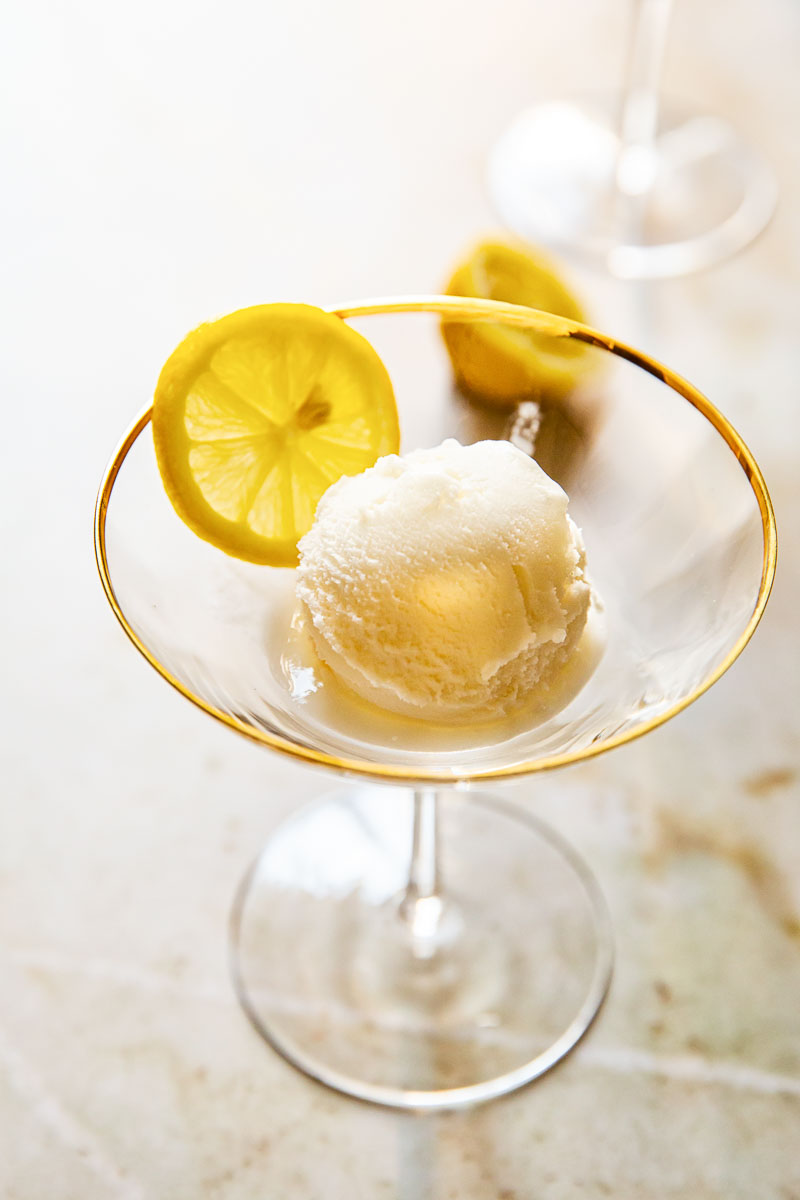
2,0,798,1195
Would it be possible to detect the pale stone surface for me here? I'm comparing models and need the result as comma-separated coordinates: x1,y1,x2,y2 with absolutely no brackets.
2,0,799,1196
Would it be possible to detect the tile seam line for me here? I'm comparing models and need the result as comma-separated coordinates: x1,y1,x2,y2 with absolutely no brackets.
0,1021,149,1200
576,1045,800,1098
7,948,800,1100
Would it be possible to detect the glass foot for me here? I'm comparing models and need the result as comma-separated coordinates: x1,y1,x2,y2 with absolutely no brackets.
487,97,777,278
229,787,613,1110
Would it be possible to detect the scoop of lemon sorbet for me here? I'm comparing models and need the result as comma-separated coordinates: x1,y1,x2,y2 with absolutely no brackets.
295,439,595,722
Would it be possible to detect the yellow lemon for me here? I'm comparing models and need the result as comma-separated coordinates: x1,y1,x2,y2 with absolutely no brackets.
442,240,591,408
153,303,399,566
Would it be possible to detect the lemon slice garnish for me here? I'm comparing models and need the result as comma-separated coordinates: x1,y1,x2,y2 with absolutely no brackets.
153,303,399,565
442,240,591,408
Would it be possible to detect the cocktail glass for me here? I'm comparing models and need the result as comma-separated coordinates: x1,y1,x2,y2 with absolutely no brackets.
94,297,775,1109
488,0,777,278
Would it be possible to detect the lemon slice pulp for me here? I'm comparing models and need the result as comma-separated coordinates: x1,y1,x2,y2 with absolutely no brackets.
442,240,591,408
152,304,399,566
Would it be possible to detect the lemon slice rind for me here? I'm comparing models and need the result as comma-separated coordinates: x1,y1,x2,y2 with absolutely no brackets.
153,303,399,566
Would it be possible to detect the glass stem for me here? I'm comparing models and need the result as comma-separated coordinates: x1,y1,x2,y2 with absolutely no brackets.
616,0,673,200
399,789,445,959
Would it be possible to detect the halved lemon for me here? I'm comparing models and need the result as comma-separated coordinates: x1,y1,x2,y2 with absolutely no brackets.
153,303,399,566
442,240,591,408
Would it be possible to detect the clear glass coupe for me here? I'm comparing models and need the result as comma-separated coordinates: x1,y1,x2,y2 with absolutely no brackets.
488,0,777,278
94,297,776,1110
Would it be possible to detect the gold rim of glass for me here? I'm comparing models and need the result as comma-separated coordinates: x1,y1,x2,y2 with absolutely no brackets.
93,295,777,785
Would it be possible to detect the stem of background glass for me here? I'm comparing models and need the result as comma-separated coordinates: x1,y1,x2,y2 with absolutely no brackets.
398,789,445,960
614,0,673,239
